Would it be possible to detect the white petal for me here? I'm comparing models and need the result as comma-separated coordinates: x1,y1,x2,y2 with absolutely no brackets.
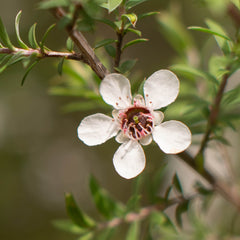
144,70,179,109
153,111,164,126
152,120,191,154
140,134,152,146
100,73,132,109
115,131,129,143
77,113,119,146
113,140,146,179
133,94,145,106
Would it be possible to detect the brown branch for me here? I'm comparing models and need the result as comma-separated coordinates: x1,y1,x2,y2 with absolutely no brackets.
51,7,109,80
196,70,230,157
228,3,240,27
97,197,182,231
0,47,84,60
177,151,240,211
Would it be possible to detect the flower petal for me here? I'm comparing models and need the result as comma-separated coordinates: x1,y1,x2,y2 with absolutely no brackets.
140,134,152,146
153,111,164,126
113,140,146,179
77,113,119,146
100,73,132,109
115,131,129,143
144,70,180,109
152,120,191,154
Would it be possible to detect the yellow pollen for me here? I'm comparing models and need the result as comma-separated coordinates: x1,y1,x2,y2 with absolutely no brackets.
133,115,139,123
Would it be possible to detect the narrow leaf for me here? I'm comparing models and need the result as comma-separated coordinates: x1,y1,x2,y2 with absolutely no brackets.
28,23,39,49
138,11,159,20
21,60,39,86
115,59,137,74
97,18,117,30
94,39,117,49
175,200,190,227
205,19,232,54
38,0,70,9
40,23,56,51
0,16,15,50
89,176,124,219
57,57,65,76
52,219,86,234
65,193,95,228
108,0,123,13
126,0,148,10
104,45,116,57
172,174,183,194
122,38,148,50
66,37,74,52
188,26,231,41
122,13,138,27
125,28,141,37
15,11,29,49
126,222,140,240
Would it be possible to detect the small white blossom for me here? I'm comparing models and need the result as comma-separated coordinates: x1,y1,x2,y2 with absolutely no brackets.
77,70,192,179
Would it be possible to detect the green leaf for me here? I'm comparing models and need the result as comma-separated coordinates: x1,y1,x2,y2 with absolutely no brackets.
57,57,65,76
172,174,183,194
28,23,39,49
107,0,123,13
170,64,218,84
97,18,118,30
205,19,232,55
61,100,107,113
38,0,70,9
66,37,74,52
122,38,148,50
89,176,125,219
65,193,95,228
175,200,190,227
122,13,138,27
138,11,159,20
104,45,116,57
52,219,86,234
156,12,194,56
21,60,39,86
115,59,137,74
94,39,117,49
222,85,240,106
126,222,140,240
40,23,56,51
126,0,148,10
0,16,15,50
194,182,213,196
188,26,231,41
126,195,141,212
15,11,29,49
77,232,94,240
125,28,141,37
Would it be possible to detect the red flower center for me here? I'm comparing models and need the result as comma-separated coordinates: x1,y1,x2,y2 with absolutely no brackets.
120,107,153,140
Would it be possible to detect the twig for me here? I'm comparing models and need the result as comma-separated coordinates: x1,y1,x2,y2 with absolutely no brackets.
177,151,240,211
228,3,240,27
51,7,109,80
97,197,182,230
196,70,230,158
0,47,84,60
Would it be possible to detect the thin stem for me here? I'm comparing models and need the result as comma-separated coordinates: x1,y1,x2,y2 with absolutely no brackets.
96,197,183,231
114,31,124,69
177,151,240,211
51,7,109,80
0,47,84,60
196,70,230,158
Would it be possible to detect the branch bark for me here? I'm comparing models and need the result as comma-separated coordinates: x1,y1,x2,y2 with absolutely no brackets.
0,47,84,60
51,7,109,80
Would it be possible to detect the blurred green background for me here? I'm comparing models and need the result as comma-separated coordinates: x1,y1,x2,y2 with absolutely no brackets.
0,0,230,239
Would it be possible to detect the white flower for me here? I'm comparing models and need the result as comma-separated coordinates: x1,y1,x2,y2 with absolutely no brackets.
77,70,191,179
